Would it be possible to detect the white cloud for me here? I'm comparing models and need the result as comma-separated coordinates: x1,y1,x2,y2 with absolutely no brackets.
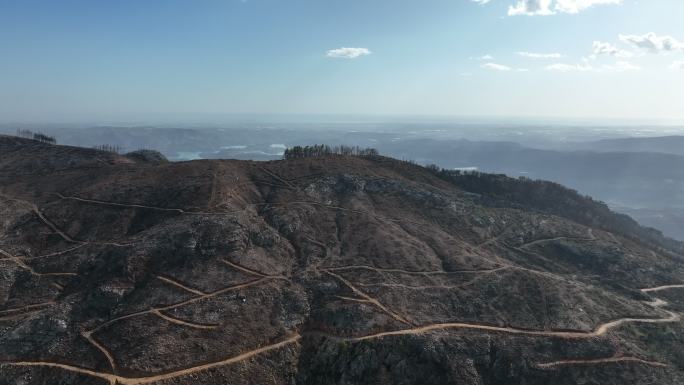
481,62,530,72
470,0,492,4
508,0,554,16
326,47,371,59
546,63,592,72
546,60,639,72
670,61,684,70
604,61,641,72
517,51,564,59
482,63,512,71
619,33,683,53
555,0,622,14
508,0,621,16
592,41,633,58
471,54,494,60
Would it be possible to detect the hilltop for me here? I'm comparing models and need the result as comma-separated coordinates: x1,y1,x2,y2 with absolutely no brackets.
1,135,684,385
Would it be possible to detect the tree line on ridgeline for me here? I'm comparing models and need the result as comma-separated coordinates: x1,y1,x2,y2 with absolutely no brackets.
15,129,57,145
92,144,124,154
283,145,379,159
10,129,160,158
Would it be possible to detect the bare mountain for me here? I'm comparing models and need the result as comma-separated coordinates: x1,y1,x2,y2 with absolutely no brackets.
1,136,684,385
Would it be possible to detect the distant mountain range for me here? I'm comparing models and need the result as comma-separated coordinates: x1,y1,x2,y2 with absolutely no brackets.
569,136,684,156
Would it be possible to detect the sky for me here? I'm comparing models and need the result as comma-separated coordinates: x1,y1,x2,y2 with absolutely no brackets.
1,0,684,123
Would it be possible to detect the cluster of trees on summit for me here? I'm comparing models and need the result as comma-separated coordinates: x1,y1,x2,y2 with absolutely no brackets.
15,129,57,145
10,129,164,159
92,144,124,154
283,145,379,159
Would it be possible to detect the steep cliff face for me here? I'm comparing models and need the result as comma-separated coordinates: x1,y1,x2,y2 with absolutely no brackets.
1,135,683,385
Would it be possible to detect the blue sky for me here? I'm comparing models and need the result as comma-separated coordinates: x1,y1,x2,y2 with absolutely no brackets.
1,0,683,122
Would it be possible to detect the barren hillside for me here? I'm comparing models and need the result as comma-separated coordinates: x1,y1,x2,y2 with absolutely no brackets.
1,135,684,385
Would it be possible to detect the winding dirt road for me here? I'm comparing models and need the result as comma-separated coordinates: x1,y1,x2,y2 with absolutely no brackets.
156,275,207,296
25,244,87,260
321,308,679,342
642,284,684,293
90,278,270,333
324,270,414,326
0,248,77,278
324,264,505,276
57,194,188,214
1,194,135,247
82,331,118,373
519,236,596,249
57,193,425,226
0,302,55,316
536,356,668,369
1,335,302,385
2,281,682,383
2,182,683,382
151,309,219,330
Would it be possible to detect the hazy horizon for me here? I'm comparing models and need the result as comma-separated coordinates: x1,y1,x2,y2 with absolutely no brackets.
4,113,684,129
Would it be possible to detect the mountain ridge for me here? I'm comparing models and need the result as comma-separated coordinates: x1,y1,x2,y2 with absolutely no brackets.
1,135,684,385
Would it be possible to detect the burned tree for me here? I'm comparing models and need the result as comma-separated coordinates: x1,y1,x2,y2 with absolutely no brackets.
283,145,379,159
